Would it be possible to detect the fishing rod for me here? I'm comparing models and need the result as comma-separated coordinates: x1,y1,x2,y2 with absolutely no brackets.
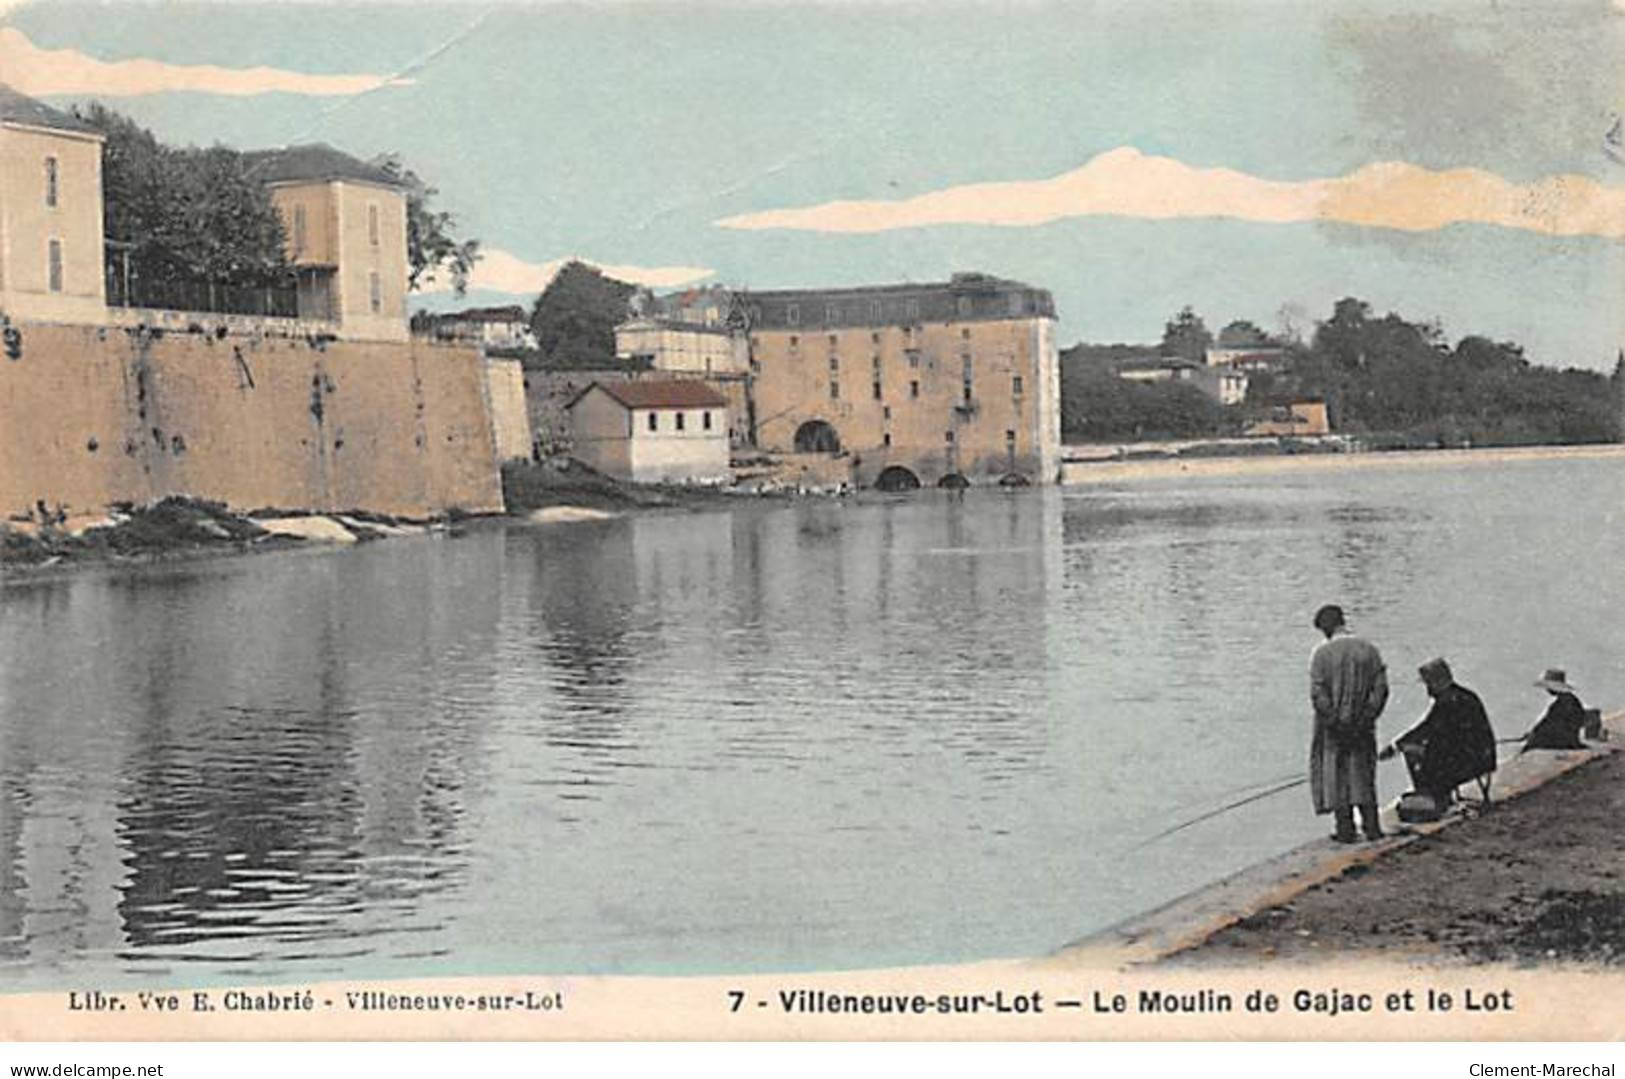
1158,768,1305,820
1136,735,1533,851
1134,775,1311,850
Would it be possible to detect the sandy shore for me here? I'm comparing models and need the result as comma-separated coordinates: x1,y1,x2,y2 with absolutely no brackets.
1061,442,1625,485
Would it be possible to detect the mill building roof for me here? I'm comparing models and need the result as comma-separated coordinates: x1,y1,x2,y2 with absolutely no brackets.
739,272,1055,329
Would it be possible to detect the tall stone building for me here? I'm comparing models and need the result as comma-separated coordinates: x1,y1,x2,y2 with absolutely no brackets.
246,144,410,341
740,273,1060,486
0,86,107,325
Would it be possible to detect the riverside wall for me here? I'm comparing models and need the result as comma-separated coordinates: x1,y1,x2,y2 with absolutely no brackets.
0,321,505,521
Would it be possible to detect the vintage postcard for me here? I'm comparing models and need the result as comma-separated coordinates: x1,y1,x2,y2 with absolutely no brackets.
0,0,1623,1046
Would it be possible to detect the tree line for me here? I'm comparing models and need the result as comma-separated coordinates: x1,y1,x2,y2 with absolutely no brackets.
1062,300,1620,447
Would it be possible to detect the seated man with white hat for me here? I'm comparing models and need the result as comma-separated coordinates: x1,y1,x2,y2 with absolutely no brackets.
1522,668,1590,751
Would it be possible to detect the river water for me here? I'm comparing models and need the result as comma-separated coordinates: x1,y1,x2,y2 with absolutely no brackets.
3,451,1623,988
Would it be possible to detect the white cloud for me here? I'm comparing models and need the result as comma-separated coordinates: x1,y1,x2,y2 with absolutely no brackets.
0,26,408,97
419,248,715,296
714,146,1625,242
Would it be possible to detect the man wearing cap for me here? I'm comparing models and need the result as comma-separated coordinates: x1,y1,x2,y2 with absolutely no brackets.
1309,604,1389,843
1522,668,1589,751
1379,658,1497,807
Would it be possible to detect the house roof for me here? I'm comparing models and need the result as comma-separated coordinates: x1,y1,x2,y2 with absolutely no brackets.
438,305,528,324
616,316,735,336
244,143,402,188
1119,356,1200,372
0,84,101,136
568,379,728,411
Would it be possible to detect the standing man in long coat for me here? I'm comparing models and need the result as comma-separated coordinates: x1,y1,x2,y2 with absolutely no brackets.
1309,604,1389,842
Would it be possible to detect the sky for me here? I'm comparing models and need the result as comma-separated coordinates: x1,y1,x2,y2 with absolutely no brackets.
3,0,1622,366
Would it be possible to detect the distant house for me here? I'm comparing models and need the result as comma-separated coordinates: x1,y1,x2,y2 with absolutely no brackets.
614,316,746,375
1201,366,1250,406
1118,356,1248,405
1246,400,1330,437
1205,345,1286,372
1118,356,1201,384
647,284,735,327
1206,322,1287,371
566,379,730,484
419,305,537,351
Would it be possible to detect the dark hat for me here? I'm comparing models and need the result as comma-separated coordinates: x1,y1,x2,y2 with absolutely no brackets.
1312,604,1345,633
1418,657,1453,684
1534,668,1576,694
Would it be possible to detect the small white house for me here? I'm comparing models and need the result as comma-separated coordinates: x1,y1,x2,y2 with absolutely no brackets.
1119,356,1248,406
566,379,730,484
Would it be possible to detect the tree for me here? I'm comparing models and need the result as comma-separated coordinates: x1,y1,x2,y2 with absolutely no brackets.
1160,306,1213,362
528,261,637,364
1061,367,1230,442
1312,297,1373,370
79,103,288,288
1275,301,1310,345
1216,319,1270,348
369,155,480,296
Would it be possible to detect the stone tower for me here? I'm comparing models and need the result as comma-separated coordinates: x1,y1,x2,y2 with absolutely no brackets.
246,144,410,341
